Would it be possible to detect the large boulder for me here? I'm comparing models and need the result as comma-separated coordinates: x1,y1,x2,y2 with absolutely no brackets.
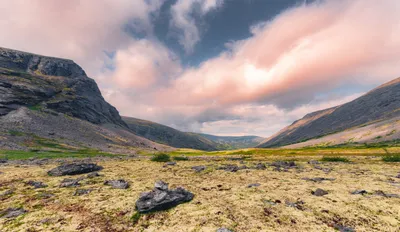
135,181,194,213
48,163,103,176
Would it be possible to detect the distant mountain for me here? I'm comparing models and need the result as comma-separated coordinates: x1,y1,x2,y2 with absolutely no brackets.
123,117,219,151
0,47,169,153
193,133,264,150
258,77,400,148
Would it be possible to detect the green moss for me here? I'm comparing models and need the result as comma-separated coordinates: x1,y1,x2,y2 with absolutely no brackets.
321,157,350,162
173,156,189,161
382,155,400,162
150,153,171,162
8,130,25,136
28,105,42,111
130,212,141,225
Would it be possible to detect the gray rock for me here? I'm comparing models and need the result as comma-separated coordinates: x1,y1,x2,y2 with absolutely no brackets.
351,190,368,195
48,163,103,176
191,165,206,172
74,189,92,196
247,183,261,188
60,178,80,188
396,173,400,178
0,189,14,199
26,180,47,189
302,177,335,182
217,228,233,232
333,224,356,232
375,190,400,198
135,181,194,213
0,158,7,163
312,188,328,196
308,160,320,165
163,162,177,167
0,208,27,218
271,161,297,169
254,163,266,170
86,172,101,178
217,164,246,172
285,200,305,210
104,179,129,189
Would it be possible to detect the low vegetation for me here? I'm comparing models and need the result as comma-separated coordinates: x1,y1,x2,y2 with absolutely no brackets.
172,156,189,161
150,153,171,162
382,155,400,162
320,157,350,162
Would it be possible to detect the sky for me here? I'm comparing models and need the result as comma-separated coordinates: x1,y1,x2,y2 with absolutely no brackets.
1,0,400,137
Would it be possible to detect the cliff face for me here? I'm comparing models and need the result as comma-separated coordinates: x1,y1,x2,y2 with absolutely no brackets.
0,47,126,127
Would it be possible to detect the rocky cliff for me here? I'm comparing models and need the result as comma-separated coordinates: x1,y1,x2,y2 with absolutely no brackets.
0,47,126,127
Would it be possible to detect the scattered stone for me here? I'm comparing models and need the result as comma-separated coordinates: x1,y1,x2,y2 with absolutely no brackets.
228,157,245,161
285,199,305,210
0,158,7,164
217,164,247,172
60,178,80,188
351,190,368,195
163,162,177,167
86,172,100,178
312,188,328,196
74,189,92,196
36,192,54,199
135,180,194,213
308,160,320,165
247,183,261,188
262,199,281,206
375,190,400,198
271,161,297,168
333,224,356,232
396,173,400,178
104,179,129,189
48,163,103,176
217,228,233,232
191,165,206,172
302,177,336,182
26,180,47,189
0,189,14,199
314,165,333,173
0,208,27,218
254,163,266,170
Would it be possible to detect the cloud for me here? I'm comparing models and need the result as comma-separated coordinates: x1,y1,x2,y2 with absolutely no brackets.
170,0,223,53
0,0,164,76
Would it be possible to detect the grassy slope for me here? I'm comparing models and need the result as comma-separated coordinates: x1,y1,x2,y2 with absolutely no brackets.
191,133,265,150
122,117,219,151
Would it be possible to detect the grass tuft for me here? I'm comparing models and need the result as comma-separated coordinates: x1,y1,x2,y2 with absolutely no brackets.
382,155,400,162
130,212,141,225
173,156,189,161
321,156,350,162
150,153,171,162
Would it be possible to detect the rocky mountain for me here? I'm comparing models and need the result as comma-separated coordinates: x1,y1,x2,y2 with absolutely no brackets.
123,117,219,151
0,47,170,153
258,77,400,148
0,47,126,126
192,133,264,150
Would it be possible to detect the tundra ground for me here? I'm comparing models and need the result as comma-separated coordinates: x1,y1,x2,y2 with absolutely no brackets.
0,148,399,232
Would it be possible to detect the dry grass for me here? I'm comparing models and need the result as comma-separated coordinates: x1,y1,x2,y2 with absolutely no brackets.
0,153,399,231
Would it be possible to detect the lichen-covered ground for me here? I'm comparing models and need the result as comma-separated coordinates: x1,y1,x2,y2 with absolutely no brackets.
0,154,399,232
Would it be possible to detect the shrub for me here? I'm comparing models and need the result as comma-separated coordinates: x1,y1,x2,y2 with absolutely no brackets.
320,157,350,162
151,153,171,162
382,155,400,162
130,212,141,225
173,156,189,161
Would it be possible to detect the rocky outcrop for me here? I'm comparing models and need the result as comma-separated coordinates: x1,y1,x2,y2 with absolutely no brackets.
0,47,126,127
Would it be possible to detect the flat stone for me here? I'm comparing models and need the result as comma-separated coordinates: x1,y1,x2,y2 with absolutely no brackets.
48,163,103,176
86,172,100,178
312,188,328,196
351,190,368,195
247,183,261,188
26,180,47,189
191,166,206,172
217,228,233,232
333,224,356,232
104,179,129,189
302,177,335,182
136,181,194,213
0,208,27,218
60,178,80,188
74,189,92,196
254,163,266,170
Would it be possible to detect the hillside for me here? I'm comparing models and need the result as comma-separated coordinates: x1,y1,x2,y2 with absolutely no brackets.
192,133,264,150
123,117,219,151
0,47,170,153
258,77,400,148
